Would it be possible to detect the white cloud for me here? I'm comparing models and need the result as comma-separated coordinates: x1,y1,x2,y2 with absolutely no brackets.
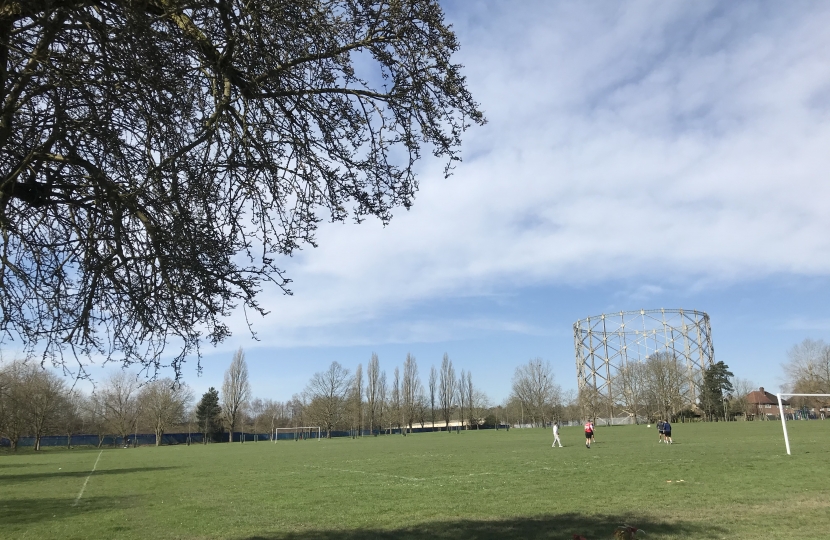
223,1,830,348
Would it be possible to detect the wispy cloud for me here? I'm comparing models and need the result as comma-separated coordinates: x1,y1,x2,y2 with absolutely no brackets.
217,1,830,350
781,318,830,332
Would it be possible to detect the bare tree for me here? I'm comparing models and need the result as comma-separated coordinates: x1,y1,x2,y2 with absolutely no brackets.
457,370,467,430
0,361,27,450
59,389,86,449
578,385,602,424
288,394,305,430
511,358,561,426
391,366,402,433
83,392,109,448
377,371,388,434
366,353,380,434
643,351,689,421
728,377,757,418
221,348,251,443
783,339,830,410
415,391,428,429
260,399,282,440
249,398,265,441
304,362,351,438
0,1,484,378
439,353,456,432
352,363,363,436
471,389,491,429
401,353,420,433
428,365,438,431
616,361,648,422
466,371,475,428
102,371,141,444
25,366,66,450
139,378,193,446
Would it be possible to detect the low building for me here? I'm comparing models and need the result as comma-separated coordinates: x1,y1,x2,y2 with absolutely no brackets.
745,387,791,420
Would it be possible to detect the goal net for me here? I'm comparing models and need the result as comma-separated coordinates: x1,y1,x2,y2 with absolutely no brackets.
274,426,322,442
776,393,830,455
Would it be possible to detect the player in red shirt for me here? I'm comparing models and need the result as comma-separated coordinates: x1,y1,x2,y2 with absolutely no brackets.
584,420,593,448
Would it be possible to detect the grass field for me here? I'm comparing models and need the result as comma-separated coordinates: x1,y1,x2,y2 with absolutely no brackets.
2,421,829,539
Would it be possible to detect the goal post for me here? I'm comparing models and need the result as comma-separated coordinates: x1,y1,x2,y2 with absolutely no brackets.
777,393,830,455
273,426,322,442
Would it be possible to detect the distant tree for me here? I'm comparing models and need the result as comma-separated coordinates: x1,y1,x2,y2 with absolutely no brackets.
377,371,388,434
59,389,86,449
428,365,438,431
616,361,648,422
195,387,222,443
352,363,363,436
465,371,476,428
727,377,756,418
643,351,689,422
391,366,402,433
303,362,351,438
783,339,830,411
511,358,561,426
101,371,141,444
25,367,66,450
288,394,305,429
0,361,27,450
699,362,734,421
457,370,467,430
415,391,428,429
0,0,484,378
221,348,251,443
248,398,265,441
401,353,420,432
259,399,282,440
438,353,456,432
139,379,193,446
471,388,491,429
366,354,380,433
578,385,602,424
83,392,109,448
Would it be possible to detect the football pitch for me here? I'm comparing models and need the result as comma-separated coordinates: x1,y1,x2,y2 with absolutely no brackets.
2,422,829,539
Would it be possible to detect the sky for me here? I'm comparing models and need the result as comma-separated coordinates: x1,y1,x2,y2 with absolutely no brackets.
38,1,830,403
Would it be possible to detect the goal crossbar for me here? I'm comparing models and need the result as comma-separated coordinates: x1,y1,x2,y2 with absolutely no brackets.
777,393,830,455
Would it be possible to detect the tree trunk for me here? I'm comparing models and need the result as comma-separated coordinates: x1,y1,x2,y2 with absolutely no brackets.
155,428,163,446
35,435,41,451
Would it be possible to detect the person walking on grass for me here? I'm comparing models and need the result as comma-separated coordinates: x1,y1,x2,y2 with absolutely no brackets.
663,420,673,444
552,422,563,447
657,419,665,443
584,420,593,448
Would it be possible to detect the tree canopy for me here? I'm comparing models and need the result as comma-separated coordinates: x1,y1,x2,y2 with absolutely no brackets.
699,361,733,421
0,0,483,378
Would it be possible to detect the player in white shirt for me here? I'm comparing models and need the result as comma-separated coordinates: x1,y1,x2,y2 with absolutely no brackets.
552,422,562,447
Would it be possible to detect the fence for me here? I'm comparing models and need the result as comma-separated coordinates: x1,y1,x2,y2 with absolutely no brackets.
0,431,278,448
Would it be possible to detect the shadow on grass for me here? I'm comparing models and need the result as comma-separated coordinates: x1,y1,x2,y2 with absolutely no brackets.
244,514,726,540
0,466,178,483
0,495,136,525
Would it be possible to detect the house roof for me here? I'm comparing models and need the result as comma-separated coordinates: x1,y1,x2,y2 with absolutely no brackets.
746,387,789,406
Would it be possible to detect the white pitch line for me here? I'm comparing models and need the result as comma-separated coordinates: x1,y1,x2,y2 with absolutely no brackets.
73,449,103,506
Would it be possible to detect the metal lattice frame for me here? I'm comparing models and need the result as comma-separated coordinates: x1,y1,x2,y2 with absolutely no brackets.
574,308,715,408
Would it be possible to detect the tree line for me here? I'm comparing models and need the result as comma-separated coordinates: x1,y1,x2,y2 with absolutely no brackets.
257,352,494,439
4,337,826,449
0,348,500,448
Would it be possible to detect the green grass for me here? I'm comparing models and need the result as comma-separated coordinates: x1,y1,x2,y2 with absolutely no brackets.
2,421,829,539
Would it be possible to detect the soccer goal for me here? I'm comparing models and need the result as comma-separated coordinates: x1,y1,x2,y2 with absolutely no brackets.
776,393,830,455
274,426,322,442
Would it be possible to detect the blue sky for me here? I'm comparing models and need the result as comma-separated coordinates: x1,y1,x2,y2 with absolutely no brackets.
62,1,830,403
